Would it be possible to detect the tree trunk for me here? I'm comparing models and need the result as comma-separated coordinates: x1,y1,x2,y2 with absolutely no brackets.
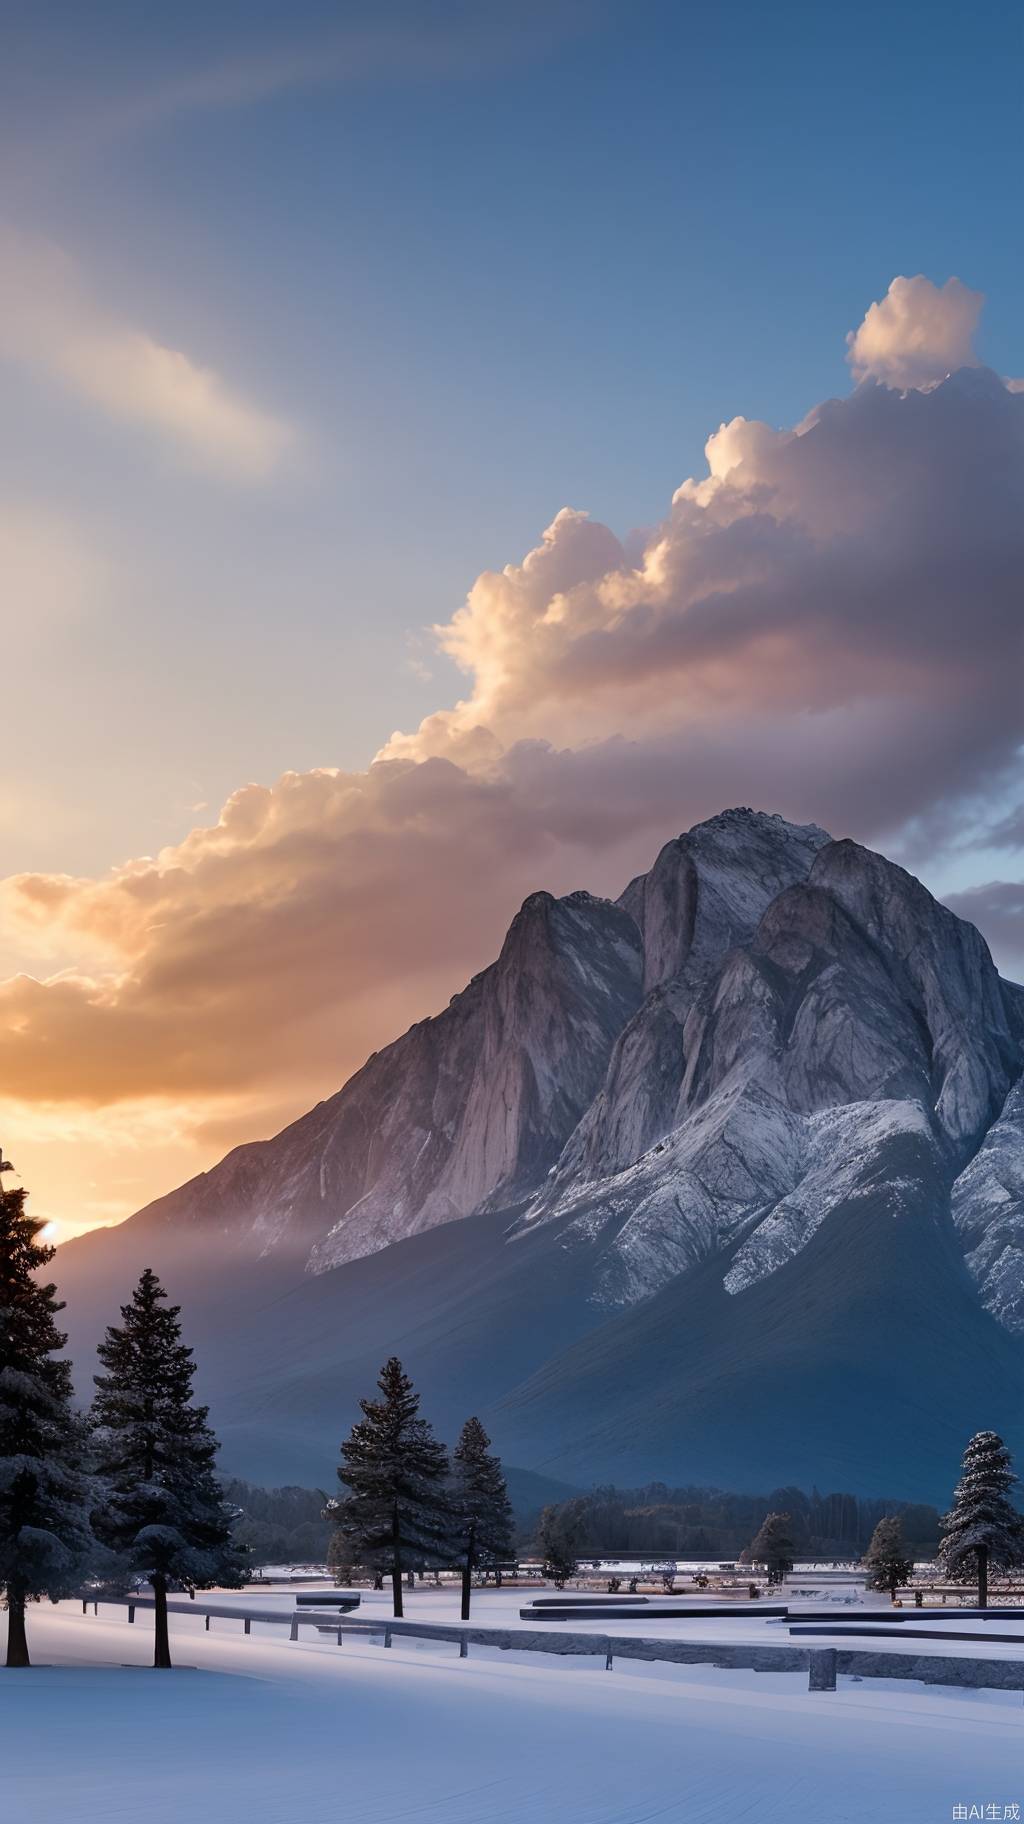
461,1525,475,1623
5,1594,30,1668
391,1505,404,1619
152,1575,173,1669
978,1544,988,1610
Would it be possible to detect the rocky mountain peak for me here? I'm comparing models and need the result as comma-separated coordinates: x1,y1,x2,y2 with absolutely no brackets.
619,808,831,994
91,809,1022,1300
52,808,1024,1500
514,816,1024,1326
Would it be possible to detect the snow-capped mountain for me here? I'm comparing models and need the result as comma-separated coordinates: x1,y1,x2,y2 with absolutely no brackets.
54,809,1024,1500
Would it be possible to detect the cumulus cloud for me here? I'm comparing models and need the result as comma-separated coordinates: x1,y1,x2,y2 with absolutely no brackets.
0,230,292,479
846,274,983,390
384,359,1024,810
2,276,1023,1228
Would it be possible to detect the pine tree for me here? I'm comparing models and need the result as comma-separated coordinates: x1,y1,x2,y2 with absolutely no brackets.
862,1514,914,1601
538,1501,583,1587
325,1526,357,1584
938,1431,1024,1609
747,1512,795,1584
0,1151,95,1667
329,1358,450,1618
90,1268,246,1667
452,1417,514,1620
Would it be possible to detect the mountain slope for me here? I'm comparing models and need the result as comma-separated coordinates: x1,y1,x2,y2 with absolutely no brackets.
97,887,641,1277
491,1114,1024,1493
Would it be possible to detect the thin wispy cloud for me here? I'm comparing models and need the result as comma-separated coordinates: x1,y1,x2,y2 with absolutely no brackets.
0,230,293,480
3,3,600,181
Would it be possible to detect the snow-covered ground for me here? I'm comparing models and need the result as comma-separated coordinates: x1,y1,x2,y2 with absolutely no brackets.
3,1587,1023,1823
148,1579,1024,1656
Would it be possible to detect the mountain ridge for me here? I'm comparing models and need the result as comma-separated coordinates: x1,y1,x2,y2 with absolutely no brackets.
52,807,1024,1499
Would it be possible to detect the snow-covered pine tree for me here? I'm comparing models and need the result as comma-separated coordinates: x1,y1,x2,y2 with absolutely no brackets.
747,1512,795,1584
938,1431,1024,1609
90,1268,246,1667
0,1150,95,1667
862,1514,914,1601
452,1416,515,1620
329,1357,450,1618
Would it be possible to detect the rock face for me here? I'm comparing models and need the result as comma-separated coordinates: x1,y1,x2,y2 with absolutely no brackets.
515,820,1022,1311
54,808,1024,1500
122,887,642,1271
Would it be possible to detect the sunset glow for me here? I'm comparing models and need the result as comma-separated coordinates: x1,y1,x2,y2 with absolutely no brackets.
0,2,1021,1241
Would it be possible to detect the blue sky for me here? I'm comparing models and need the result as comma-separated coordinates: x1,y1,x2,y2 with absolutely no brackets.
3,0,1021,867
1,0,1022,1232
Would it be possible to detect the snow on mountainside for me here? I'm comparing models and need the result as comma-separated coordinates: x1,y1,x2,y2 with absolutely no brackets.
723,1099,932,1294
53,806,1024,1497
953,1072,1024,1333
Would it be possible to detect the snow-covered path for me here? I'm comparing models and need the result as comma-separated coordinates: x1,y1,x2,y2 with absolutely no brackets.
3,1601,1023,1823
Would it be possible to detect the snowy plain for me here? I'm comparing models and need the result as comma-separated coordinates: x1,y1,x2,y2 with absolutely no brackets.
3,1585,1024,1824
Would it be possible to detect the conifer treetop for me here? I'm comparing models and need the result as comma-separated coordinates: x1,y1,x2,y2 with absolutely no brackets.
862,1514,914,1593
332,1357,451,1571
939,1431,1024,1570
452,1416,514,1562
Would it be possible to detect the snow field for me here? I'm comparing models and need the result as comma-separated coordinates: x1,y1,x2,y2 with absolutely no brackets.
3,1594,1023,1824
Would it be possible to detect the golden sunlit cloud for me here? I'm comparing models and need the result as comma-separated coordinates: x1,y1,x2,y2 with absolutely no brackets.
845,274,983,391
1,279,1022,1238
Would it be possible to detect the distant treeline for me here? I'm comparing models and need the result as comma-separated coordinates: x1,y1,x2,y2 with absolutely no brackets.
224,1476,942,1565
541,1484,942,1559
223,1479,333,1565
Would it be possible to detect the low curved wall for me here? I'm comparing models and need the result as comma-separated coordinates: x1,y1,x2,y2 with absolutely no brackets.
521,1601,788,1621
